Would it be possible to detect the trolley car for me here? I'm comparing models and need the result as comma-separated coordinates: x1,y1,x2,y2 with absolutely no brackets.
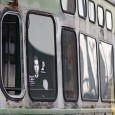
0,0,115,114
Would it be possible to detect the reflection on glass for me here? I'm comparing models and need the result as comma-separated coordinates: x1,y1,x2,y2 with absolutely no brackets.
89,1,95,22
98,6,104,26
61,28,78,101
78,0,86,17
99,42,114,101
27,14,56,100
61,0,76,14
80,34,98,100
106,11,112,30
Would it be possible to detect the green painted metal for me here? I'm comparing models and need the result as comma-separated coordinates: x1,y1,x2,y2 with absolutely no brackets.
0,108,113,114
18,0,61,13
0,0,10,4
0,0,61,13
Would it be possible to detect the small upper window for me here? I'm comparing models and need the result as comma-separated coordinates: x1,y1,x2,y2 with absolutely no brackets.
78,0,87,18
97,5,104,27
106,10,112,31
27,11,57,101
61,27,78,101
99,42,114,102
88,0,96,23
79,33,98,101
61,0,76,14
0,11,25,101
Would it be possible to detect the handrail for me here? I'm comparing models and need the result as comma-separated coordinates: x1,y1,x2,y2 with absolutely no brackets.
0,108,113,115
5,87,21,91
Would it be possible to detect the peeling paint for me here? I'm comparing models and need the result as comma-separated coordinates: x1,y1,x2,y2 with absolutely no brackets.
0,0,115,112
8,0,18,8
0,0,18,9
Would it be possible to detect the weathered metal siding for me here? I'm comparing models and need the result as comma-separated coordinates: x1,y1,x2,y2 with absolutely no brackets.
0,0,114,113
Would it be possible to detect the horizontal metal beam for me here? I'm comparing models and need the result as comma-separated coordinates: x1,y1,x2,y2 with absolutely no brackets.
0,108,113,114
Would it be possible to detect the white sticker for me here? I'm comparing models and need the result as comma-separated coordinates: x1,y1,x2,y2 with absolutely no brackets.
43,79,48,90
41,61,46,73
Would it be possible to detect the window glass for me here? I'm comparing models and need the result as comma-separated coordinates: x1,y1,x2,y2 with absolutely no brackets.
27,13,57,101
89,1,95,22
97,6,104,27
106,10,112,30
80,34,98,100
99,42,114,101
2,14,21,95
61,28,78,101
61,0,76,14
78,0,87,18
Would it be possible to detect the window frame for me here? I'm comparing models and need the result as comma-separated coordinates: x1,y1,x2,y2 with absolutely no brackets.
99,41,114,103
88,0,96,24
60,0,76,15
0,8,25,101
79,32,99,101
97,5,104,28
77,0,87,19
106,9,113,31
61,27,78,102
26,10,57,101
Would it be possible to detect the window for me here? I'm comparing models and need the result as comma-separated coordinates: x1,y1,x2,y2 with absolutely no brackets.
78,0,87,18
26,11,57,101
61,0,76,14
0,10,25,101
106,10,112,31
61,27,78,101
79,33,98,101
97,5,104,27
99,42,114,102
88,0,96,23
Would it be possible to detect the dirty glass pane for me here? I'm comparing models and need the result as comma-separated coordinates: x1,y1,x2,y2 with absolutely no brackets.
78,0,87,18
80,34,98,100
106,11,112,30
27,13,56,100
61,0,76,14
61,28,78,101
97,6,104,27
89,1,95,22
99,42,114,101
2,14,21,95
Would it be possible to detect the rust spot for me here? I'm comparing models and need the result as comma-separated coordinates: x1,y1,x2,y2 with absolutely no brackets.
19,106,23,108
91,105,94,108
6,98,8,102
8,0,18,8
7,101,10,105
